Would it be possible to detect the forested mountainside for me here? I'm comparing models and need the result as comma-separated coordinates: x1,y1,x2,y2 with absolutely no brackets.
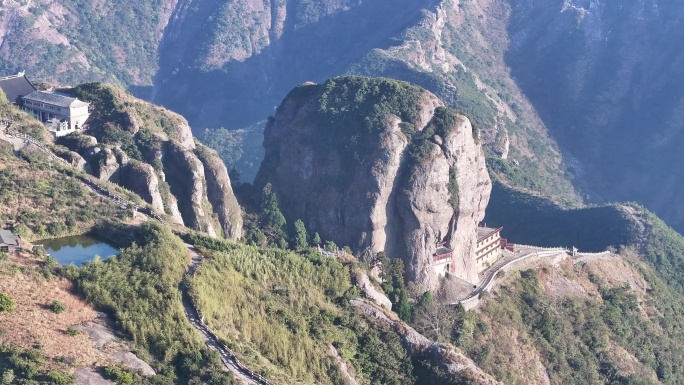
0,92,499,383
9,0,684,233
0,0,576,204
503,0,684,233
0,0,175,86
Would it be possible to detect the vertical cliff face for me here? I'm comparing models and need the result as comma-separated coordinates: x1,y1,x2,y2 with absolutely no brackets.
256,77,490,289
398,110,491,287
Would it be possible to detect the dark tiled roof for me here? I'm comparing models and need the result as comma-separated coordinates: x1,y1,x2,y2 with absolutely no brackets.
0,229,19,246
0,74,37,104
434,246,453,256
23,90,88,108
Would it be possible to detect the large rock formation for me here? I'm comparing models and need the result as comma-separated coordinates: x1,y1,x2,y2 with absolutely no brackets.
256,77,490,289
57,83,243,240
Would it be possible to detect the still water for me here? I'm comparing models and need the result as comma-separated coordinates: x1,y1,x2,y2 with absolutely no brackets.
40,234,119,266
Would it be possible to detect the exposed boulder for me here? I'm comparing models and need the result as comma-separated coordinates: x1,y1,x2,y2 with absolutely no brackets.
118,163,165,214
195,143,243,240
256,77,490,290
163,142,217,237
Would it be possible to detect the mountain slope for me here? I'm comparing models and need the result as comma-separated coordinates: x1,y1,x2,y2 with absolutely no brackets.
0,0,580,204
56,83,243,239
0,0,176,86
503,0,684,232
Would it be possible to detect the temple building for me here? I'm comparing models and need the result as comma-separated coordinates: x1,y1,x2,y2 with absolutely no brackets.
22,90,90,136
432,245,454,276
0,72,91,137
0,72,36,105
0,229,20,254
475,226,503,271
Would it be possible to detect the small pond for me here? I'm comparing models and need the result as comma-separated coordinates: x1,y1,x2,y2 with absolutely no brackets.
40,234,119,266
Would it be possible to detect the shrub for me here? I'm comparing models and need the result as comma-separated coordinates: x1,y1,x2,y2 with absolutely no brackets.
66,326,79,336
0,293,15,313
50,300,66,314
47,370,76,385
103,366,133,385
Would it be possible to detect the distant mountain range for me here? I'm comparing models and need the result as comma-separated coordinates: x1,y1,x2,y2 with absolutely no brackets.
3,0,684,233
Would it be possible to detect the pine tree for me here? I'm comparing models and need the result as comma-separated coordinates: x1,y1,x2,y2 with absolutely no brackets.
292,219,308,250
260,183,287,244
312,232,322,246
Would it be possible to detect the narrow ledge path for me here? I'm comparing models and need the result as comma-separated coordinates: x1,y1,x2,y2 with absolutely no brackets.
181,244,276,385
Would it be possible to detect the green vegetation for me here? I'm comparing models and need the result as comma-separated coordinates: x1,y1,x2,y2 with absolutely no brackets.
447,167,459,208
276,77,427,189
0,293,15,313
0,345,74,384
67,223,236,384
50,300,66,314
486,155,545,193
200,128,243,171
484,182,639,251
0,0,168,86
408,107,461,164
186,234,470,385
0,142,128,240
256,183,288,247
378,258,412,322
65,83,183,163
638,204,684,293
103,366,134,385
291,219,309,250
457,260,684,384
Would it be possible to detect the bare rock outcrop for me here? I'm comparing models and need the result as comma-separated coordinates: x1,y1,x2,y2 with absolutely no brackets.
58,83,242,239
256,77,490,290
195,143,243,239
397,113,491,287
119,163,165,214
163,142,217,237
354,270,393,310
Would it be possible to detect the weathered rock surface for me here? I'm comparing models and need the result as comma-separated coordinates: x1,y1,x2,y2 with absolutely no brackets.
163,142,217,237
119,163,165,214
354,270,393,310
195,144,243,239
398,113,491,287
350,298,501,385
58,83,242,239
256,77,490,289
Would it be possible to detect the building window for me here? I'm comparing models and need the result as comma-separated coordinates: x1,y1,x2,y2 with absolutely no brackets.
0,246,8,253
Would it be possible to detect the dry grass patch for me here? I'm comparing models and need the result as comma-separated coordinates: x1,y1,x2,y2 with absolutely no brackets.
0,267,105,369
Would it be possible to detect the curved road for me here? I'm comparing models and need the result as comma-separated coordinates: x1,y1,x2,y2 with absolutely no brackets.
457,249,569,304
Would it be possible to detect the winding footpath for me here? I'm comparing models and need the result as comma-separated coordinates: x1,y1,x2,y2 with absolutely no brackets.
0,129,272,384
181,244,275,385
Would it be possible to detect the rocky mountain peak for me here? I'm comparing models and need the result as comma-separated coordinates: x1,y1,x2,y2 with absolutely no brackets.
256,76,490,290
